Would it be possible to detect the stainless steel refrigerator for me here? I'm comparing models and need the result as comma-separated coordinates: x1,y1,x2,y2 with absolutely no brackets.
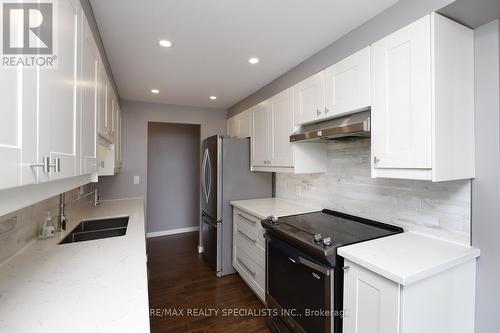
201,135,272,276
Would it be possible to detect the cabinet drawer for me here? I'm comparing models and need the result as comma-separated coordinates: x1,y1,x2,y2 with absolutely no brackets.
235,220,266,251
233,209,263,235
233,241,265,301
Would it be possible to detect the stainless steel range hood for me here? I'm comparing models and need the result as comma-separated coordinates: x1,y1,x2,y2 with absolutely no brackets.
290,110,370,142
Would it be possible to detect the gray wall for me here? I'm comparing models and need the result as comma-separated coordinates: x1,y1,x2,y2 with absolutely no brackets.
146,123,200,234
471,19,500,333
227,0,453,117
97,100,226,202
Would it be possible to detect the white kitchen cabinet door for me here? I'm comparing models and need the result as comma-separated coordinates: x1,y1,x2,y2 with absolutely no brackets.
79,10,98,175
371,15,432,170
115,106,123,169
0,67,38,190
251,102,271,167
109,93,117,139
237,110,251,138
38,0,79,182
325,46,370,119
97,59,109,140
293,71,325,126
270,89,294,167
227,117,237,137
343,261,400,333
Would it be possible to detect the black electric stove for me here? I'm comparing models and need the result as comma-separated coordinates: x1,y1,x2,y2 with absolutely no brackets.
262,209,404,267
261,209,404,333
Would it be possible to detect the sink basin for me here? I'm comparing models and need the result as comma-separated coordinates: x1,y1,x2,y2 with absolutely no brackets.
59,217,129,244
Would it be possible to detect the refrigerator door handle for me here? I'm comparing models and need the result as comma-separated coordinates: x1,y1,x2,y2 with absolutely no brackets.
202,148,209,203
206,150,212,204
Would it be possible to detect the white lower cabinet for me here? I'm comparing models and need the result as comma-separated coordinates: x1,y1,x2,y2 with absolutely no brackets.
232,208,266,303
343,259,476,333
343,261,400,333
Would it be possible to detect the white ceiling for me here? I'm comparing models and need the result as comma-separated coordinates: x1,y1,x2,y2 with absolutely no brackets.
90,0,398,109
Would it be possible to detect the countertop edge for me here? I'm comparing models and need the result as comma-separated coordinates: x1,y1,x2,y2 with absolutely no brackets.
338,237,481,285
230,198,321,219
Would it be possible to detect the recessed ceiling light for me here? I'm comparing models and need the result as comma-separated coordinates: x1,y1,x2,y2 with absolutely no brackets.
158,40,173,48
248,57,259,64
209,96,217,100
151,89,159,94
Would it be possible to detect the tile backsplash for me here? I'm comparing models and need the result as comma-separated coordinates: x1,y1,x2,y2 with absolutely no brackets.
0,184,96,265
276,139,471,245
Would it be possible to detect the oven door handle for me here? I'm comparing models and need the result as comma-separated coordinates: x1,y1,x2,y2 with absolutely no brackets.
298,256,330,276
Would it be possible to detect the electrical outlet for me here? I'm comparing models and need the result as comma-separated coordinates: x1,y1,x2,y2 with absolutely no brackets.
133,176,140,185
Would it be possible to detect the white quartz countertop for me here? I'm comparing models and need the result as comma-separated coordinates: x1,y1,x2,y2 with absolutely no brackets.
0,199,150,333
230,198,320,219
338,232,480,285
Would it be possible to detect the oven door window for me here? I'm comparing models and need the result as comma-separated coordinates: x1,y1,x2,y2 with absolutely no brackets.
268,237,330,332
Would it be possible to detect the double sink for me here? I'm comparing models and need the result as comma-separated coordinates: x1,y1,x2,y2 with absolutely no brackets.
59,217,129,244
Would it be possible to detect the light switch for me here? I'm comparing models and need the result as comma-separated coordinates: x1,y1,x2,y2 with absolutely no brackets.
133,176,140,185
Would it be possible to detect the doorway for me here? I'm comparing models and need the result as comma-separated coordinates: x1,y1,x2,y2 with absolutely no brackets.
146,122,201,236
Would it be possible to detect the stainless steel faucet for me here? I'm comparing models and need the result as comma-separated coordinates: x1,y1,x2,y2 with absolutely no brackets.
57,193,66,232
56,186,100,232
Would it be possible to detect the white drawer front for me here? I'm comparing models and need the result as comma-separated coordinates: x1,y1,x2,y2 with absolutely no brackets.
233,209,266,250
235,218,266,251
233,241,265,300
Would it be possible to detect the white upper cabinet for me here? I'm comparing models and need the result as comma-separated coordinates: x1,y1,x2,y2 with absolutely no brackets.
324,46,370,118
251,101,271,167
79,8,99,176
227,110,251,138
227,117,237,137
371,13,474,181
38,0,79,182
97,59,109,140
293,71,325,126
251,89,327,173
0,0,120,194
0,67,38,191
97,63,115,144
371,15,432,171
270,89,294,167
294,47,371,126
114,106,123,170
237,111,251,138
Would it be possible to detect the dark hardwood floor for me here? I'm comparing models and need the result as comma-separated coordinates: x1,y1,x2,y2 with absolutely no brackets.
147,231,271,333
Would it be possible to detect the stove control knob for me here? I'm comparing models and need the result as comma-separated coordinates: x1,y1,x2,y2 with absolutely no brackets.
322,237,332,247
268,216,279,225
313,233,323,244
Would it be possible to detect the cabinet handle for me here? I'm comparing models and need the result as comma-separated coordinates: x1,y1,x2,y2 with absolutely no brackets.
49,158,61,173
29,156,50,173
236,257,256,277
324,107,330,114
238,229,257,244
342,266,350,271
29,157,60,173
373,156,380,165
237,213,257,225
316,109,322,116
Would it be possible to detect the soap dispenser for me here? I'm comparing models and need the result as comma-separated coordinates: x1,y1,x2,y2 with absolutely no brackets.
40,212,55,239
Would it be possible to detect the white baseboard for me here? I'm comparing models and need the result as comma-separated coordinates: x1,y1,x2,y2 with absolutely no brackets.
146,226,199,238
